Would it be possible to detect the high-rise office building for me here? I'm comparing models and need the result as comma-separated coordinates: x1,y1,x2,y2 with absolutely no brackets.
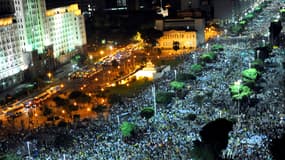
0,16,26,90
0,0,87,91
45,4,87,61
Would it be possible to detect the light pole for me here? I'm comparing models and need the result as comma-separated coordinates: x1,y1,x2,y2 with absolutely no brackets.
152,85,157,116
234,79,242,122
26,141,31,159
47,72,52,81
174,69,177,81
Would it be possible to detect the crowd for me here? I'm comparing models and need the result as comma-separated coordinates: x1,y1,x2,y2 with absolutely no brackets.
1,0,285,159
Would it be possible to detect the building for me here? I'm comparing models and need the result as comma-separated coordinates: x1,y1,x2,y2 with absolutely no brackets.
45,4,87,63
0,16,26,90
0,1,87,91
155,17,205,48
157,30,197,50
14,0,47,54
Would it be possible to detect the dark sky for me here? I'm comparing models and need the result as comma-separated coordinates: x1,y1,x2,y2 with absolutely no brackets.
45,0,79,9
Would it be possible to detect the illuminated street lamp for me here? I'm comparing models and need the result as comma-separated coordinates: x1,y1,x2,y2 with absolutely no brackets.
26,141,31,159
234,79,242,121
100,50,104,55
47,72,52,81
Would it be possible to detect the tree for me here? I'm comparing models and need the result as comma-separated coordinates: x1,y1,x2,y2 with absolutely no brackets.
193,93,205,109
170,81,185,90
190,64,203,75
156,92,175,105
140,107,154,121
120,122,136,137
92,105,107,113
140,28,163,47
42,105,52,116
196,118,234,159
111,59,119,68
269,133,285,160
53,96,68,107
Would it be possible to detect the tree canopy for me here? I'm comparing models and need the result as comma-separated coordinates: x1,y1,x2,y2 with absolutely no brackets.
120,122,136,137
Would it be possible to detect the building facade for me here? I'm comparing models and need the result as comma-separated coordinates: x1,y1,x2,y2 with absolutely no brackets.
0,1,87,91
155,17,205,48
45,4,87,62
157,30,197,49
0,16,26,90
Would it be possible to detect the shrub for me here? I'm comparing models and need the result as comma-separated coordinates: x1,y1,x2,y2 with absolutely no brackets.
242,68,259,83
251,59,264,71
156,92,175,104
229,84,252,100
211,44,224,52
170,81,185,90
140,107,154,120
120,122,136,137
177,73,196,81
200,52,216,63
190,64,203,74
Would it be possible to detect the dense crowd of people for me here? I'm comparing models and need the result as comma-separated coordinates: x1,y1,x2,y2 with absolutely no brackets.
1,0,285,159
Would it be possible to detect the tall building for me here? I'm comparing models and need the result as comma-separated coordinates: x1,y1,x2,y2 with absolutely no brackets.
0,1,87,91
45,4,87,62
14,0,47,54
0,16,26,90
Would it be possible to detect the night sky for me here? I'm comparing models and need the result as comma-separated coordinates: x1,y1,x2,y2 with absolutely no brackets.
45,0,78,9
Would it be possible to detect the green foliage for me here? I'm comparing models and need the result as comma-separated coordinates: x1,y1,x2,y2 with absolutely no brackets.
69,91,91,103
193,94,205,107
211,44,224,52
229,84,252,100
190,64,203,74
251,59,264,71
245,13,254,20
239,20,247,25
156,92,175,104
69,91,84,99
200,52,216,63
230,24,243,34
254,7,261,12
170,81,185,90
120,122,136,137
140,107,154,120
105,79,152,97
177,73,196,81
242,68,259,83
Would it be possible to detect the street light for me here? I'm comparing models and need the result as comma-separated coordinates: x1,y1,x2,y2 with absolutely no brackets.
47,72,52,81
26,141,31,159
234,79,242,122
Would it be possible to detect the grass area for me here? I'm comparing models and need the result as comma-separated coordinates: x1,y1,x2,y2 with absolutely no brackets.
153,57,182,67
104,79,152,97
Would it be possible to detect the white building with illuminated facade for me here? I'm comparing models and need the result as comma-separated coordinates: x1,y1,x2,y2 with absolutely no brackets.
45,4,87,63
0,1,87,91
0,16,26,90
